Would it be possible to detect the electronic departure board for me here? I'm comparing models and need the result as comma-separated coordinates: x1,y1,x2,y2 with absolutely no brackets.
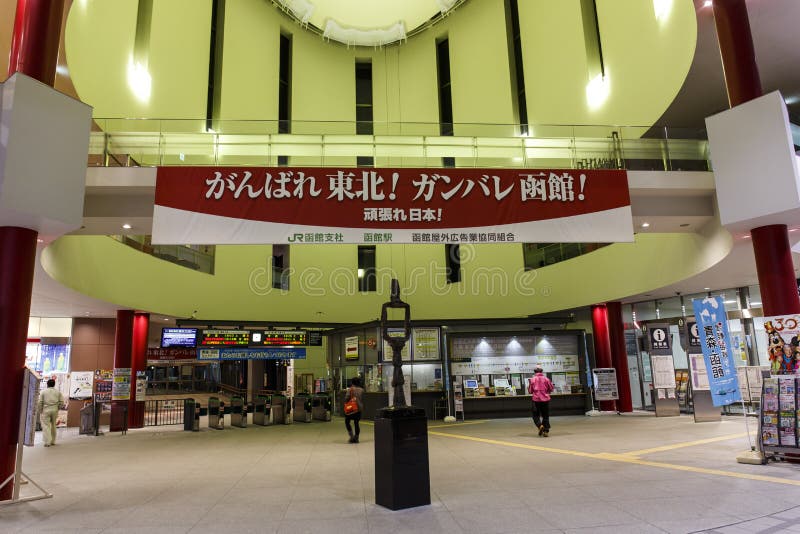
161,328,198,348
250,330,308,347
199,330,250,347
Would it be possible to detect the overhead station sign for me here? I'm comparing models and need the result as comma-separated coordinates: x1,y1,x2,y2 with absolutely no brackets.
249,330,308,347
199,329,250,347
152,166,633,245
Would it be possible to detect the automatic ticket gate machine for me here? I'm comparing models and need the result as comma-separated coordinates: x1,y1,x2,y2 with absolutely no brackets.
271,394,289,425
230,396,247,428
184,398,200,431
293,394,313,423
253,395,272,426
208,397,224,430
311,394,332,421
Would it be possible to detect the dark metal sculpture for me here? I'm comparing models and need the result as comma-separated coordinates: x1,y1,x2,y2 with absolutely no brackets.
380,279,411,407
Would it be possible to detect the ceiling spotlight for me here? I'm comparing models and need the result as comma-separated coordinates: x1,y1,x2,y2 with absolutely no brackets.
641,222,650,228
37,238,44,243
122,223,132,230
703,0,712,7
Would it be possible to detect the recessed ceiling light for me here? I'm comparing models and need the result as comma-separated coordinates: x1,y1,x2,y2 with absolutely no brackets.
641,222,650,228
703,0,712,7
790,228,799,233
36,238,44,243
704,287,711,290
122,223,132,230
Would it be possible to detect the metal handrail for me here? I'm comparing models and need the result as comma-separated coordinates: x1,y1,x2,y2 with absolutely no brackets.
88,118,710,172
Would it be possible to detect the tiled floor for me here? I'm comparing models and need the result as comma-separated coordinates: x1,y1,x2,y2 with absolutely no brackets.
2,414,800,533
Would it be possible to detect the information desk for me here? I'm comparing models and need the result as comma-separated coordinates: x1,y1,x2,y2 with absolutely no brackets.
461,393,588,419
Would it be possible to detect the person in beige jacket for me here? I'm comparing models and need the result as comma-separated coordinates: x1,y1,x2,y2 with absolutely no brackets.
38,378,64,447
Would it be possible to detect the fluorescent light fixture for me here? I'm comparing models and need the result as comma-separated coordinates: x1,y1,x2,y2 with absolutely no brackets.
653,0,673,22
723,300,736,304
704,287,711,290
641,222,650,228
127,59,151,102
122,223,132,230
586,73,610,109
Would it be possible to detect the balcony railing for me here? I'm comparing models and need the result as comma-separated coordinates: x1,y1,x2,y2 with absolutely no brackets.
110,235,215,274
88,119,711,171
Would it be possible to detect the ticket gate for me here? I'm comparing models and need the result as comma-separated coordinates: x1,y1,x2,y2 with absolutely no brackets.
293,394,313,423
208,397,224,430
184,398,200,431
230,396,247,428
271,394,288,425
311,394,332,421
253,395,272,426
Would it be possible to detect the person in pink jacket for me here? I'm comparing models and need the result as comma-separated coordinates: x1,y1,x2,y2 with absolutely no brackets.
528,367,554,437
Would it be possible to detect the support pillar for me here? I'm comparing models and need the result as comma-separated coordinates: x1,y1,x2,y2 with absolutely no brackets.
8,0,65,86
713,0,800,316
1,0,65,501
751,225,800,316
606,302,633,413
0,228,38,500
111,310,135,432
129,313,149,429
590,304,615,411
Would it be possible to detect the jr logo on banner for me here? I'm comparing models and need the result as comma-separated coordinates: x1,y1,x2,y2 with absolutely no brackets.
691,296,741,406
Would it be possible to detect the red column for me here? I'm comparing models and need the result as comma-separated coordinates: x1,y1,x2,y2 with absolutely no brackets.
591,304,615,411
8,0,65,85
0,228,37,500
129,313,150,429
1,0,64,501
606,302,633,413
751,225,800,315
111,310,135,432
712,0,762,108
713,1,800,316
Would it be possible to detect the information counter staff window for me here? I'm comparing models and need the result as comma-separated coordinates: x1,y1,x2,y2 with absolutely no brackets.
450,332,589,419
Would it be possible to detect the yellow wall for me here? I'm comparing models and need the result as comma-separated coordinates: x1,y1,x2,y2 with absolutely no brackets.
43,222,731,324
65,0,696,134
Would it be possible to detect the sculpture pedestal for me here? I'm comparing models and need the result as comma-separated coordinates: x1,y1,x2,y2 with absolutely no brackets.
374,406,430,511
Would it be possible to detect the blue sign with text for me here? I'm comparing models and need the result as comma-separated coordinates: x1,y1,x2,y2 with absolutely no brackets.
198,347,306,361
692,296,741,406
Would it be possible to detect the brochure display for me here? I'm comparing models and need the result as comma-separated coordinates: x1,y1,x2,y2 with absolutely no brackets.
645,324,680,417
759,374,800,460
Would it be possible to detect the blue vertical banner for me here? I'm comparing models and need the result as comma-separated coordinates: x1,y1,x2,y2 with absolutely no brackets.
692,296,741,406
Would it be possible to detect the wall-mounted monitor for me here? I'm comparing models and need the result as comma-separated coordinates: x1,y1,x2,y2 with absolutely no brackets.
161,328,198,348
464,379,479,389
493,378,510,389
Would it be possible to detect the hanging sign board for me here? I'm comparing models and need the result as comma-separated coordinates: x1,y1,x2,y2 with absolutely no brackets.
199,329,250,347
345,336,360,361
153,167,633,245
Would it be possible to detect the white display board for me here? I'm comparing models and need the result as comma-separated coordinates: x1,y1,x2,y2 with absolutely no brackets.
69,371,94,400
651,355,677,389
592,368,619,401
689,354,710,391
